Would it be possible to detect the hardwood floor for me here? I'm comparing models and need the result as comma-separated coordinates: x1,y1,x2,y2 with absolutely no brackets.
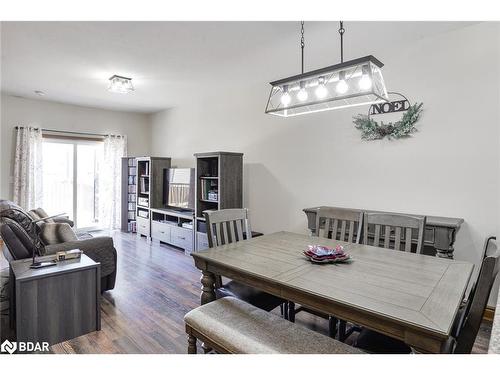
2,231,492,353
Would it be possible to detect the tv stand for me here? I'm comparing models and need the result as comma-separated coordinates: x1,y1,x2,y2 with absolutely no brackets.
150,207,195,254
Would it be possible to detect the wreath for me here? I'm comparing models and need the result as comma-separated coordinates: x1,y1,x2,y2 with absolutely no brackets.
353,102,423,140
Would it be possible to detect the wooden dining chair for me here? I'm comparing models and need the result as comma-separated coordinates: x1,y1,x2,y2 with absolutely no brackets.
363,212,426,253
315,207,363,244
203,209,286,314
291,207,364,338
354,242,500,354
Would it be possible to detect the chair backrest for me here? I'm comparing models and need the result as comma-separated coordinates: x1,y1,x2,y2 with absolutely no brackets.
314,207,363,244
203,209,252,248
453,251,500,353
363,212,426,253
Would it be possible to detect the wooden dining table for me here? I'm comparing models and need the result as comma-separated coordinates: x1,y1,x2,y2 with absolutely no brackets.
191,231,474,353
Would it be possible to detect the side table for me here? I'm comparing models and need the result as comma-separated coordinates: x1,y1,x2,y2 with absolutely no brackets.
9,253,101,346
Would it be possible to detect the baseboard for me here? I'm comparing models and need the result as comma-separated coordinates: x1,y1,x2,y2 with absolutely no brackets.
484,306,495,322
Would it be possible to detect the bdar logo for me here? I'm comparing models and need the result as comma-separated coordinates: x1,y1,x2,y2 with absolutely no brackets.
1,339,17,354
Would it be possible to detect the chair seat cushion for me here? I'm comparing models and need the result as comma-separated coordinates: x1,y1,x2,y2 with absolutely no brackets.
216,280,284,312
184,297,363,354
354,328,411,354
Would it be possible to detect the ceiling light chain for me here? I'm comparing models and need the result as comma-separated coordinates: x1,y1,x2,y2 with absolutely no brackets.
300,21,305,74
339,21,345,63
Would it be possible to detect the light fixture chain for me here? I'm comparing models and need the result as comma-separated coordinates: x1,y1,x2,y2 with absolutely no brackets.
339,21,345,63
300,21,305,74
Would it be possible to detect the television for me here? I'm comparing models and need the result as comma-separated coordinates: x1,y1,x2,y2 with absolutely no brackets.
164,168,195,210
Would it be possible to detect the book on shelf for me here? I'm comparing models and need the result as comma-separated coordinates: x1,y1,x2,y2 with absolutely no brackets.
128,211,136,220
128,202,136,211
128,175,136,185
200,178,218,201
128,194,136,202
128,221,137,232
128,167,137,176
128,185,137,194
128,158,136,167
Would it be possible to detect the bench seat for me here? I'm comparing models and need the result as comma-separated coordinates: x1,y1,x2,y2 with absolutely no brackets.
184,297,363,354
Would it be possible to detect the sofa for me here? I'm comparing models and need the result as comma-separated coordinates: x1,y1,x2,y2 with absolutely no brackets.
0,199,117,292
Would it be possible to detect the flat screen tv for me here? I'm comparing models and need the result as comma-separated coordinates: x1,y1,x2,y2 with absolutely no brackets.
164,168,195,210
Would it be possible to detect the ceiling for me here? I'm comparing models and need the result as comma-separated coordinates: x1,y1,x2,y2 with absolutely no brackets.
1,21,476,113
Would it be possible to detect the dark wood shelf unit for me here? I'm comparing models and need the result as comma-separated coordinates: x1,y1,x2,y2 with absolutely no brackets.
194,151,243,251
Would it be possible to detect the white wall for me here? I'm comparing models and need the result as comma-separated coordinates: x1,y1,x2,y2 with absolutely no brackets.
1,94,152,199
151,23,500,303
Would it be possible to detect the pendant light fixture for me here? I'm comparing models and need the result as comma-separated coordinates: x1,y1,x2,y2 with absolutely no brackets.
265,22,389,117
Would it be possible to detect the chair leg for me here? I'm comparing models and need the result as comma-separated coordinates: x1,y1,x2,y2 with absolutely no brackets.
288,301,295,323
338,320,347,342
328,316,338,338
188,334,197,354
283,301,289,320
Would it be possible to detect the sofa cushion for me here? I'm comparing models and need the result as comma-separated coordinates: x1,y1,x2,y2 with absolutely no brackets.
39,223,78,245
0,200,34,237
0,219,35,259
184,297,363,354
29,208,55,223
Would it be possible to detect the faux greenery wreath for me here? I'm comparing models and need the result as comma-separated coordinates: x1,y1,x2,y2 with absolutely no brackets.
353,103,424,140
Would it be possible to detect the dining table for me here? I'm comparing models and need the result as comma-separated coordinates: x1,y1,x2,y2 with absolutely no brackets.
191,231,474,353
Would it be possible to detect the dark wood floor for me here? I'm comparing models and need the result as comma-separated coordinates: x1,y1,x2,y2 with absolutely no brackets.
3,231,492,353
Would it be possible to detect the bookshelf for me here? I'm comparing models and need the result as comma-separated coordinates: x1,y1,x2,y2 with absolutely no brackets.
194,152,243,251
135,157,172,241
121,157,138,232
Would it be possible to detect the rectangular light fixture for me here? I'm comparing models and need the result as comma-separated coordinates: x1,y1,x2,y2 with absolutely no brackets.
265,56,388,117
108,75,134,94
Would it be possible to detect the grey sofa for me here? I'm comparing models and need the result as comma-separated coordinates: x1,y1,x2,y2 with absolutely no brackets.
0,199,117,292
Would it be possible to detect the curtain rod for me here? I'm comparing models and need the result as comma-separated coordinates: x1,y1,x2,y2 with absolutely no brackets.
14,127,125,138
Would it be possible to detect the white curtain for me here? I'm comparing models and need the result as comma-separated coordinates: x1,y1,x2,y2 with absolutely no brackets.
13,127,43,209
99,134,127,230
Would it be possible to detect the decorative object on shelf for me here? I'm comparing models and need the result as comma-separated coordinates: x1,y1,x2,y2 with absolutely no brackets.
265,21,389,117
353,92,423,140
108,75,134,94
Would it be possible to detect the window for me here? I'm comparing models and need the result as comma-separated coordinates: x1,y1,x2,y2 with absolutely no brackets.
42,137,104,230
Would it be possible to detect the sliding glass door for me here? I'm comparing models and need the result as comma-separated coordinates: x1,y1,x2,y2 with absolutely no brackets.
42,138,103,230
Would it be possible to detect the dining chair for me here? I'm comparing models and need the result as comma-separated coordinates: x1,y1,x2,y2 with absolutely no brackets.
291,207,363,338
203,208,286,314
335,212,427,343
363,212,426,253
354,241,500,354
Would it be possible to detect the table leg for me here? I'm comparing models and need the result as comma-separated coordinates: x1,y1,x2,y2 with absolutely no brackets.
434,227,456,259
200,270,216,353
200,270,216,305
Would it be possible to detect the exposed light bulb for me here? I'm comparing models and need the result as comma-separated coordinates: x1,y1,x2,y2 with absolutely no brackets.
297,81,308,101
281,92,291,106
359,75,372,90
336,79,348,94
359,64,372,90
297,89,308,101
315,76,328,99
280,85,291,106
336,71,348,94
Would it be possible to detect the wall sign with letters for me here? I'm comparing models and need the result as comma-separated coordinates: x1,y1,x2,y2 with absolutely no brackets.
353,92,424,141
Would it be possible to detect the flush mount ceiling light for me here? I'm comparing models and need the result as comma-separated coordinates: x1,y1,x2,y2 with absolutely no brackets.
108,75,134,94
265,22,389,117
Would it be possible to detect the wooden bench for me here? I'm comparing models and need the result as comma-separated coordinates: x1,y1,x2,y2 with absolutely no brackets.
184,297,363,354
